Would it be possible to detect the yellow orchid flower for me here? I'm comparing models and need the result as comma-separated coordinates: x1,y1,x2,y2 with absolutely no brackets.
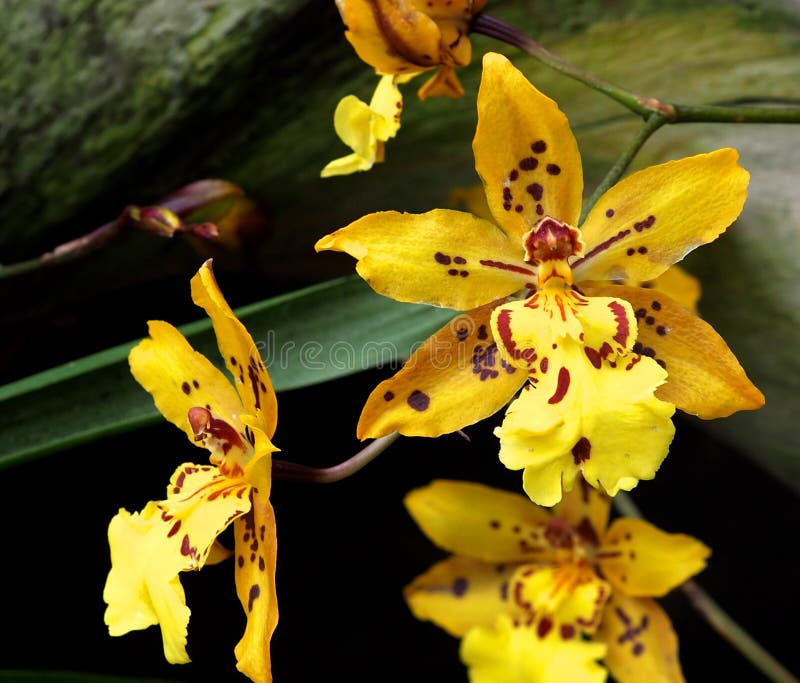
336,0,487,100
316,52,763,504
322,74,408,177
103,259,279,683
404,479,710,683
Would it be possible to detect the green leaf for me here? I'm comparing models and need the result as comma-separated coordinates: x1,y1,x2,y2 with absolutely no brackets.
0,672,176,683
0,275,451,469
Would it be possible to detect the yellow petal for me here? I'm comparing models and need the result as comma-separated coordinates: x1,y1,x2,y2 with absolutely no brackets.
233,459,278,683
369,74,404,139
581,283,764,418
337,0,442,73
315,209,534,310
405,479,553,562
129,320,244,445
161,463,253,570
404,556,523,637
635,266,701,314
321,95,380,178
551,480,611,548
191,260,278,439
461,616,607,683
418,66,464,99
574,149,749,283
597,593,686,683
599,518,710,597
511,563,611,636
103,502,191,665
496,346,675,506
474,53,583,243
357,303,526,438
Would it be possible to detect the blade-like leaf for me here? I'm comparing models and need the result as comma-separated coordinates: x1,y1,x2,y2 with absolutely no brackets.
0,276,451,469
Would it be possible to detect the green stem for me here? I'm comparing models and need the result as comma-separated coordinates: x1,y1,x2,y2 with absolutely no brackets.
613,492,799,683
472,14,800,125
578,113,668,224
271,432,399,483
472,14,667,119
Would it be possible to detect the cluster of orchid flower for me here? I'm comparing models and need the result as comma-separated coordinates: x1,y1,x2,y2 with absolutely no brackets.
103,2,765,682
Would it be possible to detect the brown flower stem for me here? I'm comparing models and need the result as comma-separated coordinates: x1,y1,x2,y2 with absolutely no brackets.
271,432,399,484
614,492,799,683
578,112,668,224
0,218,124,278
472,14,800,125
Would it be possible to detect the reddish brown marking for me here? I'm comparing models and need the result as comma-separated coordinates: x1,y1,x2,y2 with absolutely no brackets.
526,183,543,201
651,300,662,311
656,326,667,336
605,209,615,218
572,437,591,464
548,367,571,404
531,140,547,153
477,324,489,340
560,624,576,639
546,163,561,175
509,169,519,181
489,520,501,529
540,357,549,373
537,616,554,638
247,584,261,612
515,204,523,212
478,259,536,276
519,157,538,170
448,268,458,275
383,390,395,401
575,517,600,546
238,555,244,568
454,256,467,265
608,301,630,346
181,382,191,395
638,246,648,254
571,229,631,269
407,390,430,411
167,520,182,538
180,535,192,556
627,248,635,256
584,347,601,369
633,215,656,232
645,316,655,325
495,309,537,365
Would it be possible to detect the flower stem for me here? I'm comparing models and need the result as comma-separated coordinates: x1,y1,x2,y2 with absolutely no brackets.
472,13,800,125
578,112,667,224
271,432,399,484
471,14,668,119
613,492,799,683
0,219,124,278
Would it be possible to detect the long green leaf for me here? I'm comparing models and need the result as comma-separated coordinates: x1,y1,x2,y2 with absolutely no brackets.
0,276,451,469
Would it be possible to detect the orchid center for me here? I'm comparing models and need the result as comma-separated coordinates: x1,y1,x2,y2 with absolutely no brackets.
522,216,584,287
188,406,251,478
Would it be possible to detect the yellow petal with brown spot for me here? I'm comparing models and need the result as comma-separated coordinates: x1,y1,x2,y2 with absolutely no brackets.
233,458,278,683
405,479,553,561
599,518,710,598
475,53,583,242
630,265,701,314
129,320,244,446
574,149,749,283
191,260,278,439
461,615,607,683
597,593,686,683
581,283,764,418
316,209,533,310
551,480,611,548
337,0,442,73
404,556,523,638
357,303,526,439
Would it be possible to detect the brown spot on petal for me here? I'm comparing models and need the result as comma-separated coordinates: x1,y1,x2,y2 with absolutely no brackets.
407,390,430,411
247,584,261,612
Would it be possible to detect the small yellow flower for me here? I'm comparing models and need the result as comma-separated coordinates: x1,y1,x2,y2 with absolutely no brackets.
103,260,278,683
336,0,487,100
322,74,408,177
404,479,710,683
316,53,762,504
